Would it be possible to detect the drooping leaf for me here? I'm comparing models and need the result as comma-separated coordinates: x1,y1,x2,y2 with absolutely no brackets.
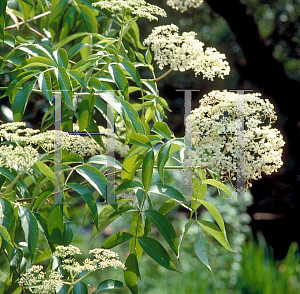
109,64,129,100
157,143,171,184
49,0,68,42
72,281,88,294
142,150,154,194
60,5,77,41
97,279,123,291
75,165,107,199
0,198,16,242
120,61,143,88
67,183,98,229
47,199,64,245
204,179,235,199
145,210,178,256
194,229,215,280
38,72,53,104
137,236,180,272
18,206,39,261
124,254,140,294
12,80,36,122
130,211,143,262
78,4,98,33
102,232,134,249
198,220,236,252
178,220,194,259
0,225,14,247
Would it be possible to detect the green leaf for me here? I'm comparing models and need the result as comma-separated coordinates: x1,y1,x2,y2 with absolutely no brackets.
194,229,215,280
178,220,194,259
97,279,123,291
19,0,32,22
0,225,14,247
198,220,236,252
157,143,171,184
54,48,69,69
62,154,84,164
55,67,74,111
142,150,154,194
75,165,107,199
18,206,39,261
67,183,98,229
88,155,123,170
69,43,89,59
34,161,55,183
0,198,16,242
120,61,143,88
199,200,226,234
145,210,178,256
72,281,88,294
148,184,185,203
204,179,235,199
0,167,27,191
130,211,143,262
128,133,151,149
0,0,7,42
109,64,129,100
12,80,36,122
78,4,98,33
102,232,134,249
91,204,134,240
137,237,180,272
49,0,68,42
115,180,143,195
32,212,55,252
145,48,152,64
124,254,140,294
121,154,144,181
38,72,53,105
78,95,93,131
152,122,172,140
60,5,77,41
157,200,179,215
47,200,64,245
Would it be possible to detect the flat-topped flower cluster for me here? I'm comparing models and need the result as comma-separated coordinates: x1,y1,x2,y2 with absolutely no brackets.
144,24,230,80
92,0,166,21
188,91,285,188
167,0,203,12
19,245,126,294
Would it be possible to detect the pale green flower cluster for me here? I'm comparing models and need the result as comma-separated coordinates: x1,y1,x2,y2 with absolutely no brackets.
20,246,125,293
19,265,63,294
166,0,203,12
0,122,104,157
143,24,230,80
92,0,167,21
188,91,285,188
0,145,39,173
53,245,126,274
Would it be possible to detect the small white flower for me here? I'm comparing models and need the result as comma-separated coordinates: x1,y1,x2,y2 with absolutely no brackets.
92,0,166,21
144,24,230,80
188,91,285,188
167,0,203,12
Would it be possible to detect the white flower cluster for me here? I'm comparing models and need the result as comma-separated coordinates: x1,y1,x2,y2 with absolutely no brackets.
92,0,167,21
166,0,203,13
54,245,126,274
19,265,63,294
0,145,39,173
188,91,285,188
0,122,103,157
143,24,230,80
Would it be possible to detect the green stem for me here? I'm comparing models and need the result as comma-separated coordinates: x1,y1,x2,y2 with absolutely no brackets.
0,172,23,199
